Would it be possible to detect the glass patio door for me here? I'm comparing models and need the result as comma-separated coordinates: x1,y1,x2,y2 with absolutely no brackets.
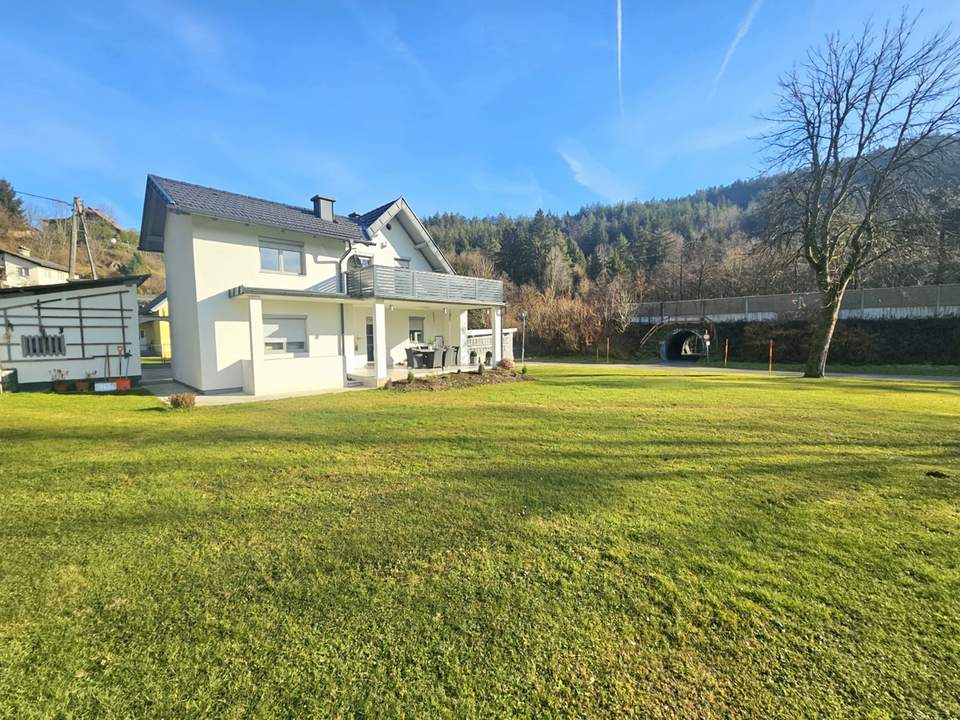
365,317,374,363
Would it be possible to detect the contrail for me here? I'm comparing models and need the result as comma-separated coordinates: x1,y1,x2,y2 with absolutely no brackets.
709,0,764,100
617,0,624,120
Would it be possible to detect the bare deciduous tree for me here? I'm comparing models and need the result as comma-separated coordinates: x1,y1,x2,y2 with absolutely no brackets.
761,14,960,377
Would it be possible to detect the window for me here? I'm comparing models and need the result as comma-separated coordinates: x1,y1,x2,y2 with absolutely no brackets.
348,254,372,270
409,316,425,344
17,266,30,278
21,334,66,357
259,239,304,274
263,315,307,354
396,258,411,269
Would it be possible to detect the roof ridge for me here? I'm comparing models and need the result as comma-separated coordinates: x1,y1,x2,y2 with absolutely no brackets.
149,174,355,222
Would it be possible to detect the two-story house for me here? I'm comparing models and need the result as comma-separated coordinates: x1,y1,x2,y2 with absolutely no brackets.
138,175,509,396
0,246,70,288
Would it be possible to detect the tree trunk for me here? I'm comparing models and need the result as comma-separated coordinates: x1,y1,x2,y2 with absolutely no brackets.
803,287,846,378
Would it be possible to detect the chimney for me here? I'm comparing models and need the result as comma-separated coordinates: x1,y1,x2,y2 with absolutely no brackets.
311,194,335,222
17,245,31,257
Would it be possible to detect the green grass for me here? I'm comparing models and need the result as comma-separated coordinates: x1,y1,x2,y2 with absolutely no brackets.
2,366,959,718
532,355,960,377
701,360,960,377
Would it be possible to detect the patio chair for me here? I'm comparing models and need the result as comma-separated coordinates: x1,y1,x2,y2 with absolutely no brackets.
431,348,444,368
405,347,418,369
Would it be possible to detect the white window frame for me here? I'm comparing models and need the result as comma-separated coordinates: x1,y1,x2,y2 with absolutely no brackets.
259,238,305,275
409,316,425,344
263,314,308,356
17,266,30,278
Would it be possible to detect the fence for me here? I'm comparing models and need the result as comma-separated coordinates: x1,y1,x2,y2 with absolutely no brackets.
631,284,960,324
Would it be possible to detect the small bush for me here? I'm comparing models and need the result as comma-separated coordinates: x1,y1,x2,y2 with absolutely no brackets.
477,361,485,375
169,392,196,409
497,358,514,370
521,365,528,375
407,369,415,383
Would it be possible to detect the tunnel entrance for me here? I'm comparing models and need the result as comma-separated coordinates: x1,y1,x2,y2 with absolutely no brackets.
661,329,707,362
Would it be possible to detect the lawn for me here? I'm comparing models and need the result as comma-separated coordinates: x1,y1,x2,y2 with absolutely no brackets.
1,366,958,718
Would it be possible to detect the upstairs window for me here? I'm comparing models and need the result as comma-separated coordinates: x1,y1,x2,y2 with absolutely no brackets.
263,315,307,354
259,239,303,275
396,258,411,269
17,266,30,278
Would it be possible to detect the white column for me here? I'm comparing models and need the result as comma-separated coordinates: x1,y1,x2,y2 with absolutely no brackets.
491,306,503,364
373,301,387,384
246,296,265,395
342,304,356,373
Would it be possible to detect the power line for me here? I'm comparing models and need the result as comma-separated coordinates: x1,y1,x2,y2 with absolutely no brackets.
13,190,71,206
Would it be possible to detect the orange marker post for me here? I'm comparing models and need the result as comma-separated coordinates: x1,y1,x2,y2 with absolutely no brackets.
723,338,729,368
768,339,774,373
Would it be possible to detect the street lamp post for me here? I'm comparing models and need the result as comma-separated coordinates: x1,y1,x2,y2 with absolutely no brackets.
520,312,527,367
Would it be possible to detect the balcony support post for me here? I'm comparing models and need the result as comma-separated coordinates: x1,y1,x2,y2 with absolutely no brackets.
373,301,388,386
490,305,503,365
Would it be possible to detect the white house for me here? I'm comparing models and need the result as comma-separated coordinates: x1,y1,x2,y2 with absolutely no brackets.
138,175,512,395
0,275,146,390
0,246,70,288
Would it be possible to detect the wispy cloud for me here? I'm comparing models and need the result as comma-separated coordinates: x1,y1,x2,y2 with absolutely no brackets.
135,3,266,97
709,0,764,100
559,142,629,202
616,0,624,121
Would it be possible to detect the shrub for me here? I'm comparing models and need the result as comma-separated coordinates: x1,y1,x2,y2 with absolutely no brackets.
407,369,415,383
521,365,528,375
169,392,196,409
497,357,514,370
477,361,485,375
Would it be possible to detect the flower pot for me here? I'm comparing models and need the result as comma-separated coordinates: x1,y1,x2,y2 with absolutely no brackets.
52,381,70,393
74,380,91,392
114,377,132,391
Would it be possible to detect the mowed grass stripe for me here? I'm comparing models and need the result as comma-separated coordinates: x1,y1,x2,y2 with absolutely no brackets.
0,365,958,717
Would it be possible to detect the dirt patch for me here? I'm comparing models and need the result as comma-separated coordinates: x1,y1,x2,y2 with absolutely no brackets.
383,368,531,392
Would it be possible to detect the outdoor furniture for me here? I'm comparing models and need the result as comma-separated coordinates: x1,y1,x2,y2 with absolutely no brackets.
405,347,419,369
431,348,444,368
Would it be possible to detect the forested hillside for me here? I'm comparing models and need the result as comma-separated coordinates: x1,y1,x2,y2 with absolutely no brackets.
426,154,960,304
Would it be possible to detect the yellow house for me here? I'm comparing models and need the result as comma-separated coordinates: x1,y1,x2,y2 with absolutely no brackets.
138,292,171,360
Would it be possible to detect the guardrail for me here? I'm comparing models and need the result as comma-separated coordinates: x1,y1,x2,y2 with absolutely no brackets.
346,265,503,304
632,283,960,323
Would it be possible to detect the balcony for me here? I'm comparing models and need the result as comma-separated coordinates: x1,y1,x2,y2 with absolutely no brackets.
346,265,503,305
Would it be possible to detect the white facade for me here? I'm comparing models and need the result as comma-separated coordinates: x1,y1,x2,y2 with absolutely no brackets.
0,250,71,288
146,179,507,396
0,278,143,388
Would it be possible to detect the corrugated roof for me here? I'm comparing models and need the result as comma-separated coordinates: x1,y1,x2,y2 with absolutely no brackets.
148,175,364,242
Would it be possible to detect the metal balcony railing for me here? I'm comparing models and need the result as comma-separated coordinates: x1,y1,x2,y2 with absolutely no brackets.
346,265,503,304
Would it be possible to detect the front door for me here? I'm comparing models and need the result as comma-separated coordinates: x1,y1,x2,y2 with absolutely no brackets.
365,317,374,363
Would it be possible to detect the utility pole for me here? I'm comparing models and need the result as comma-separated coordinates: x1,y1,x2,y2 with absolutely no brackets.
69,197,80,279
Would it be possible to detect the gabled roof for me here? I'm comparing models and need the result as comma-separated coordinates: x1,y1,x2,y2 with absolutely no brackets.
139,175,366,251
137,176,453,273
351,197,454,274
0,248,69,273
139,291,167,313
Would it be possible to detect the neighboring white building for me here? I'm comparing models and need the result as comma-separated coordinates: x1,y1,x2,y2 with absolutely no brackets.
0,246,70,288
0,275,146,390
138,175,512,395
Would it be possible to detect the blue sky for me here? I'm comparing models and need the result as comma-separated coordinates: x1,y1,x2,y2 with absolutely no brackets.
3,1,960,228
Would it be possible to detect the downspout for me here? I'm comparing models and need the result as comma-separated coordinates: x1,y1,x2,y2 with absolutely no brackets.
338,239,353,376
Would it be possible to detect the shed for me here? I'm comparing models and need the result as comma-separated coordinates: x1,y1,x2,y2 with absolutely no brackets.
0,275,148,390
